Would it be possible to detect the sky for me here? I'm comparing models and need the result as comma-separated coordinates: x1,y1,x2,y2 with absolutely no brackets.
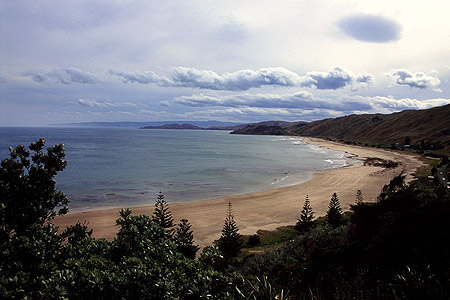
1,0,450,126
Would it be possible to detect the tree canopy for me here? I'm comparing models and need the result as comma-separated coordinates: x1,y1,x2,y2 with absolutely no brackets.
0,139,69,234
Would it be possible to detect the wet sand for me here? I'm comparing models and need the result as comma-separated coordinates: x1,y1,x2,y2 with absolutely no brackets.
53,137,424,249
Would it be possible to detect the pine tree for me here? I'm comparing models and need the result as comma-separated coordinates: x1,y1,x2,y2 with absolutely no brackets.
152,191,174,232
217,201,243,258
355,190,363,206
295,195,315,233
327,192,343,228
174,219,200,259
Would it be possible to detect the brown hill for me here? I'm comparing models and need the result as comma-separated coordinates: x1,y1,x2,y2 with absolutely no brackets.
233,104,450,155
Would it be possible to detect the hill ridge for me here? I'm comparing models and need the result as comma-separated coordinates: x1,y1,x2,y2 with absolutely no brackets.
232,104,450,155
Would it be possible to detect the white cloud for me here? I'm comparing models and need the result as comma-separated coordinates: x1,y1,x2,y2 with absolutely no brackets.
111,67,312,90
174,91,313,108
2,1,450,126
110,66,374,91
389,70,441,91
173,91,450,120
174,91,372,112
23,68,102,84
77,98,137,108
109,70,173,86
183,107,293,121
367,96,450,111
138,109,169,118
159,100,172,107
307,67,374,90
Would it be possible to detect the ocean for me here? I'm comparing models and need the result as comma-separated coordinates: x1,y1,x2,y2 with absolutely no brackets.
0,127,358,211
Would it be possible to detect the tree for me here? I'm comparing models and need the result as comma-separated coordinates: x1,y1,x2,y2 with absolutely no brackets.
295,195,315,233
403,136,411,145
0,139,69,234
174,219,199,259
0,139,69,298
152,191,174,233
326,193,343,228
113,208,169,258
217,201,242,258
377,174,406,202
355,190,363,205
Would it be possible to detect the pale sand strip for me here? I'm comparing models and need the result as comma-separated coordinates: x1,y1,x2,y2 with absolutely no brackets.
52,137,424,249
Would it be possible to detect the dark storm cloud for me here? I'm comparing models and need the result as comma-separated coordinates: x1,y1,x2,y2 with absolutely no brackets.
338,14,402,43
23,68,102,84
110,67,373,91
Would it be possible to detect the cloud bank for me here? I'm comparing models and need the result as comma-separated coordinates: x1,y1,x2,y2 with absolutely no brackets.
77,99,137,108
167,96,450,123
338,14,402,43
110,67,373,91
367,96,449,111
307,67,373,89
24,68,102,84
175,91,313,108
390,69,441,90
174,91,373,111
173,91,450,116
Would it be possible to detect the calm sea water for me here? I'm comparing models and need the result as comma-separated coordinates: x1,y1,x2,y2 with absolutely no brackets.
0,127,357,211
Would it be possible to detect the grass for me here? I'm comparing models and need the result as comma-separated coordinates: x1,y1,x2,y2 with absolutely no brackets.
240,226,298,258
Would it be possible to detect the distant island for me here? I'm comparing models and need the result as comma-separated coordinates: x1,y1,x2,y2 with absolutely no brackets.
139,123,246,131
51,120,243,129
141,120,305,132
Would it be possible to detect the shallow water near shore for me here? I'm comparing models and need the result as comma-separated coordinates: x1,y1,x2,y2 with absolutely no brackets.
0,127,358,211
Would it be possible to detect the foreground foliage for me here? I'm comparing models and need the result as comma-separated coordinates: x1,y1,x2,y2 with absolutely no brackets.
0,140,239,299
240,174,450,299
1,140,449,299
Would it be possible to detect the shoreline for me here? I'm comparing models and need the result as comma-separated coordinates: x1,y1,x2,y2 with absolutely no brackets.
59,137,359,214
52,137,424,249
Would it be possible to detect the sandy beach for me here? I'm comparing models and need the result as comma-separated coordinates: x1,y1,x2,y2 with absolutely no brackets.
53,137,424,249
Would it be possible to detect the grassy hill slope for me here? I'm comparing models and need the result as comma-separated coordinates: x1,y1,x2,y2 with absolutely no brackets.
289,104,450,154
233,104,450,155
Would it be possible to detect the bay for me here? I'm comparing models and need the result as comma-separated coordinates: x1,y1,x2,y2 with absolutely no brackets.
0,127,358,211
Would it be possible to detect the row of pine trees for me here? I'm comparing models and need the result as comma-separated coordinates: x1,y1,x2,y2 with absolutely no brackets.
155,187,365,260
295,191,353,233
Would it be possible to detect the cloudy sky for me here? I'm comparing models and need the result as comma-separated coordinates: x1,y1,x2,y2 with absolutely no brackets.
1,0,450,126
